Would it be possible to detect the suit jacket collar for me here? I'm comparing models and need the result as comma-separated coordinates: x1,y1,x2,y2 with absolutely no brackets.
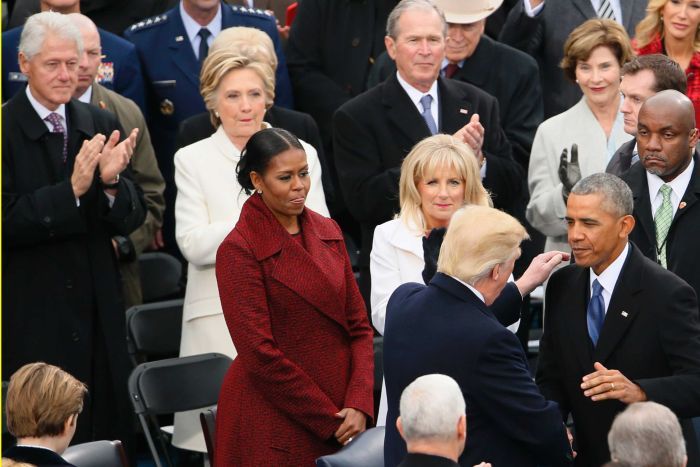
458,36,494,88
3,445,74,466
168,5,200,87
387,218,423,259
399,452,460,467
437,77,478,135
236,194,348,328
382,73,434,142
570,0,596,20
430,272,494,321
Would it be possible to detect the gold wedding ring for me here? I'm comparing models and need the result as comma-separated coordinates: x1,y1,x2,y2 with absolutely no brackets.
610,382,615,391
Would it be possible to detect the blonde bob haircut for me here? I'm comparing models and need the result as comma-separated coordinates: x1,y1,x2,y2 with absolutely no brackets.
209,26,278,71
560,18,634,83
399,134,491,232
437,205,528,285
635,0,700,51
199,51,275,128
6,362,87,438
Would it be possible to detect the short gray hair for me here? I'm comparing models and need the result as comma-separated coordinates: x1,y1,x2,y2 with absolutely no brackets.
386,0,447,39
399,374,466,442
608,402,686,467
19,11,83,60
571,173,633,217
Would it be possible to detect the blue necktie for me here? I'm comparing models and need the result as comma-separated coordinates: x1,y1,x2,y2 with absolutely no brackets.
420,94,438,135
198,28,211,63
587,279,605,346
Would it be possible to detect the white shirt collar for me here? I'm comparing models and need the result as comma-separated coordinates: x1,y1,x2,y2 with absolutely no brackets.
395,71,439,117
589,242,629,312
180,1,222,51
26,85,66,122
448,274,485,303
77,85,93,104
646,157,694,217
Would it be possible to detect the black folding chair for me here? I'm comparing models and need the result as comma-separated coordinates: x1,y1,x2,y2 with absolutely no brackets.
63,440,129,467
125,299,183,366
199,407,217,465
315,427,385,467
138,252,183,303
128,353,232,467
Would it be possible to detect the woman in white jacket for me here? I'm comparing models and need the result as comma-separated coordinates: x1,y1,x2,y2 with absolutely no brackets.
371,135,566,425
172,48,328,451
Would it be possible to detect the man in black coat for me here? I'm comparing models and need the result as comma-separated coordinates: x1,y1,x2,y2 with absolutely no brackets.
2,11,146,447
622,90,700,307
538,172,700,467
333,0,524,301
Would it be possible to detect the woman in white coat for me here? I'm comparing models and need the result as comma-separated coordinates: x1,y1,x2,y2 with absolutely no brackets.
171,49,328,452
527,19,634,253
370,135,567,425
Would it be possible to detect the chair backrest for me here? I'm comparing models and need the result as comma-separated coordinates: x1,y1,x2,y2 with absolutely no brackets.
199,407,217,465
126,299,184,364
63,440,129,467
315,427,385,467
128,353,231,416
138,252,183,303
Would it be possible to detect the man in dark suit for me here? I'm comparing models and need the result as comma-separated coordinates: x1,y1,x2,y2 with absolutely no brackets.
607,55,687,177
384,204,574,467
2,11,146,447
396,374,467,467
538,172,700,467
2,0,147,110
123,0,292,256
500,0,646,118
621,91,700,301
334,0,524,301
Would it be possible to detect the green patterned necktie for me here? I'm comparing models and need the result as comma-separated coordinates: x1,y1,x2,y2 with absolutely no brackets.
654,184,673,268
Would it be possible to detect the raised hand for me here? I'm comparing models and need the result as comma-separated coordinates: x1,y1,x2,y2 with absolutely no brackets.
454,113,485,164
99,128,138,185
558,144,581,201
71,134,106,197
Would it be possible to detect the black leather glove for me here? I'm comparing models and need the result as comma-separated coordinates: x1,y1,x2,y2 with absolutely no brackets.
421,227,447,284
558,143,581,203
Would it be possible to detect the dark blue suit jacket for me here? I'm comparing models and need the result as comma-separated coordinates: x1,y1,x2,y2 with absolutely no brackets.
383,273,573,467
2,25,146,111
123,1,292,170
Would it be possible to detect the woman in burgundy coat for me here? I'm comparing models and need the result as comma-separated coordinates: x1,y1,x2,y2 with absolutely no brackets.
214,128,375,465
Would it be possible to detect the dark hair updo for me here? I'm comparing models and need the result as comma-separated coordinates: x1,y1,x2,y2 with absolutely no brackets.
236,128,305,194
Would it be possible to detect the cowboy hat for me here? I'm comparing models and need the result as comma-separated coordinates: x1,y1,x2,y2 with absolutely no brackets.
433,0,504,24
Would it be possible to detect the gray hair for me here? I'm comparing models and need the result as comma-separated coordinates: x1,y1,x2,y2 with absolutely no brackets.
19,11,83,60
608,402,686,467
386,0,447,39
399,374,466,442
571,173,633,217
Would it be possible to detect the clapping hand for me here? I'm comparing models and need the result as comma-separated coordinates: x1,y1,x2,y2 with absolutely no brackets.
454,114,485,164
558,144,581,201
71,134,106,197
99,128,138,185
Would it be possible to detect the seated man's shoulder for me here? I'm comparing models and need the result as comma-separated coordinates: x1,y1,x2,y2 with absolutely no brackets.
124,11,171,39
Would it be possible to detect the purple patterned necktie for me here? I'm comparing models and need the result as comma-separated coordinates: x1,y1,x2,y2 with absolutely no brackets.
45,112,67,162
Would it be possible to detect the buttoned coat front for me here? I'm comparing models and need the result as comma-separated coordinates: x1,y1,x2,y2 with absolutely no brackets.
214,194,374,466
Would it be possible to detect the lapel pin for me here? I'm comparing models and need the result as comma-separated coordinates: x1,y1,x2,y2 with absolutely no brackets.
459,108,468,115
98,100,107,110
175,35,184,42
679,201,687,209
621,311,629,318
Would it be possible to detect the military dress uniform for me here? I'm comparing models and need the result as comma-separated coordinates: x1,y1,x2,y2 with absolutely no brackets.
123,0,293,256
2,25,147,111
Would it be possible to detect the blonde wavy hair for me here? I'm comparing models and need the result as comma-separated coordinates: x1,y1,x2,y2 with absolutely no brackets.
635,0,700,50
398,134,491,233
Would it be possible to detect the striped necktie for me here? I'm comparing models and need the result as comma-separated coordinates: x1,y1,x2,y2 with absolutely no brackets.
654,184,673,268
597,0,615,21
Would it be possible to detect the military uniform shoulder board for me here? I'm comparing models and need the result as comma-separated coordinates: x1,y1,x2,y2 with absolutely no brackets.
128,13,168,33
229,4,273,17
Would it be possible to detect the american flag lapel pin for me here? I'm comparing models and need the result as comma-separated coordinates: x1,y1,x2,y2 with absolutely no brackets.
621,311,629,318
459,108,468,115
680,201,687,209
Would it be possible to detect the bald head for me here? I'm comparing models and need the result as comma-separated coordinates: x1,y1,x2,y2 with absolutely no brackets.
68,13,101,98
637,90,698,183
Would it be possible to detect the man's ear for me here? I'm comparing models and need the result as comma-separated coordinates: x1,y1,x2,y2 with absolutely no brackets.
62,414,76,435
396,416,404,439
457,414,466,441
491,263,500,281
18,52,30,75
385,35,397,60
619,214,635,238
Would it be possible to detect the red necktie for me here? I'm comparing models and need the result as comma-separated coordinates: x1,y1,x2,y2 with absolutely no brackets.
444,63,459,79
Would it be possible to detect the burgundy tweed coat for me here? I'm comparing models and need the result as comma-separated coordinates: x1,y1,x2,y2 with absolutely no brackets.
214,193,375,466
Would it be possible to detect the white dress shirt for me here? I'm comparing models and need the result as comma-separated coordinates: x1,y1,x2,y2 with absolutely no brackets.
179,0,222,59
396,71,439,130
589,242,629,315
26,85,66,131
647,158,694,219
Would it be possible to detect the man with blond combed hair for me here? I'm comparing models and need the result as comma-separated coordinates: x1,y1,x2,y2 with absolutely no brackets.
608,402,687,467
3,363,87,466
383,205,574,467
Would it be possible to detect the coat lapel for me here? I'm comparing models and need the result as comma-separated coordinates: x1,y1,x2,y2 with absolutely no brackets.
672,153,700,225
593,245,644,363
570,0,596,20
383,74,433,143
65,100,97,176
438,77,474,134
628,164,656,248
168,8,200,87
566,266,596,370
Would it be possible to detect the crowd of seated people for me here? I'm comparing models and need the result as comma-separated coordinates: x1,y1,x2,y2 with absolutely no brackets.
4,0,700,465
